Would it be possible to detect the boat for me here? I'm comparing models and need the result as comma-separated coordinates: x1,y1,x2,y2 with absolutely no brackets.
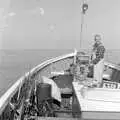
0,49,120,120
1,0,120,120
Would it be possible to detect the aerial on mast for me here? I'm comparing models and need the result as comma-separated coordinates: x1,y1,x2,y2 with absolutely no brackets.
80,0,88,48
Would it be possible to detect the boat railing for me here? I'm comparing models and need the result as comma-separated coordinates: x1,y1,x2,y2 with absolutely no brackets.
0,52,75,115
104,62,120,71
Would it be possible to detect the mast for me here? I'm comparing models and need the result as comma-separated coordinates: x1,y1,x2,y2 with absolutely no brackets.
80,0,88,48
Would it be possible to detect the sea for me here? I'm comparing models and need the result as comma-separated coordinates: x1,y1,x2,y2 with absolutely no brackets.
0,49,120,97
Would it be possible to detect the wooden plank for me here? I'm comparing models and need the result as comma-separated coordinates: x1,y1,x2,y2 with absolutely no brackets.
38,117,79,120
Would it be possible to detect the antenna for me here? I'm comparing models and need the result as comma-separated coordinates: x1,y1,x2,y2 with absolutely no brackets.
80,0,88,48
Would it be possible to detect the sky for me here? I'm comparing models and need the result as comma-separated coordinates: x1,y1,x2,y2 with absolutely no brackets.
0,0,120,49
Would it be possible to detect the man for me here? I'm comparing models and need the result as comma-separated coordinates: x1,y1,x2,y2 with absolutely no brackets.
91,34,105,86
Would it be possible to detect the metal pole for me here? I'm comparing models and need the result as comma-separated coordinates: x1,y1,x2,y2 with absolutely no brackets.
80,0,88,49
80,11,84,48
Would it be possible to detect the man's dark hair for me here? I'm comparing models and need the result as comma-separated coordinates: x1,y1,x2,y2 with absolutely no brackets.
94,34,101,41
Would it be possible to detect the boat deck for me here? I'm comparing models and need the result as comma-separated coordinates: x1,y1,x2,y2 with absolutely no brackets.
38,117,79,120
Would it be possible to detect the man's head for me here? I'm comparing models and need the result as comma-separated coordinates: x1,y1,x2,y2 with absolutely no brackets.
94,34,101,44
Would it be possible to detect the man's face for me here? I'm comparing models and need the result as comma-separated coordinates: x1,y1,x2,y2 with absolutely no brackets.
94,36,101,44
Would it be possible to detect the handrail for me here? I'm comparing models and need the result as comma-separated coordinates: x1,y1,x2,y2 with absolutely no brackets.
0,52,75,115
104,62,120,71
